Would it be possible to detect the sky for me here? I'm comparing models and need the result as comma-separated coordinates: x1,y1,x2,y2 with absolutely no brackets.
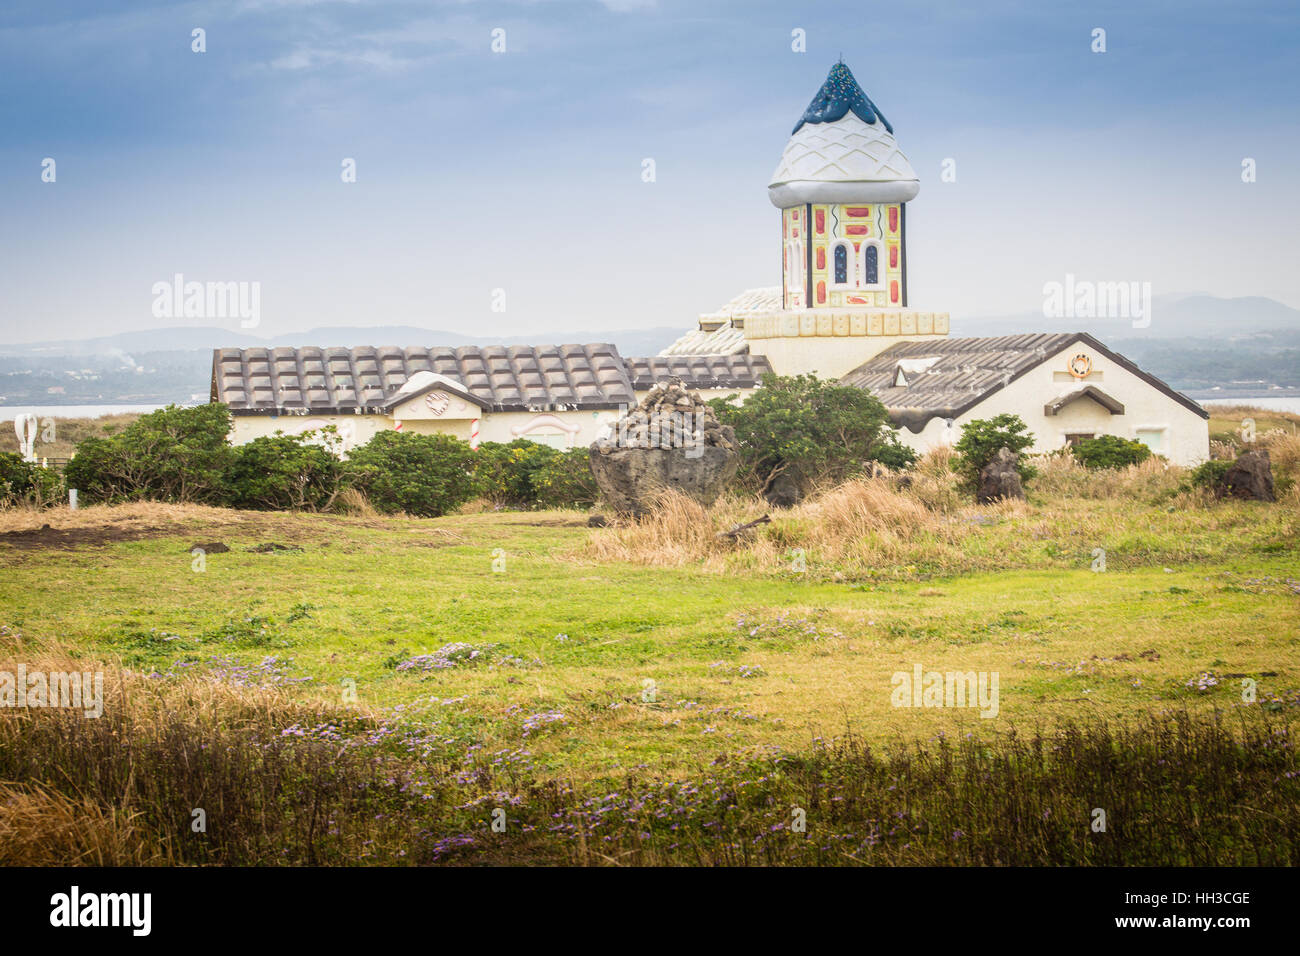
1,0,1298,345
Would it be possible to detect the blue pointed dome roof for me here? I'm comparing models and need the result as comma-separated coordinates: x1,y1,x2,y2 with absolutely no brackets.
793,61,893,135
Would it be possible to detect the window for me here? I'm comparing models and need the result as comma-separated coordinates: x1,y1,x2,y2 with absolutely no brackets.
858,240,885,289
829,239,854,288
1135,428,1165,452
786,239,805,291
1065,433,1094,446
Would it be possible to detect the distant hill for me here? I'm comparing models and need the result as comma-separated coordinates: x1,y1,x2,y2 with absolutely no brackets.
952,294,1300,341
2,295,1296,406
0,325,686,358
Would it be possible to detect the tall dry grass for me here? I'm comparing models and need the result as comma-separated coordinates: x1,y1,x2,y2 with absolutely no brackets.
1027,453,1186,500
2,639,1295,865
584,475,982,573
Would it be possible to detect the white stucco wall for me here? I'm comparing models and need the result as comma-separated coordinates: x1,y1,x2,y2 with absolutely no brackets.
224,386,755,453
891,344,1210,466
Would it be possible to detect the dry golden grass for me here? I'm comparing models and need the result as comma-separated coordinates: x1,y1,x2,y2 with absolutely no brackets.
0,412,142,459
0,784,173,866
585,478,982,572
1027,453,1186,500
336,486,379,517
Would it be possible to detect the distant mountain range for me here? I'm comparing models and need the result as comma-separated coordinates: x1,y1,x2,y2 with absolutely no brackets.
951,294,1300,342
0,295,1296,405
0,325,688,359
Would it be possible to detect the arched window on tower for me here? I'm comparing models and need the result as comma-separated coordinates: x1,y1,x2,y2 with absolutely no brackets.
859,240,885,290
786,239,806,301
829,239,854,289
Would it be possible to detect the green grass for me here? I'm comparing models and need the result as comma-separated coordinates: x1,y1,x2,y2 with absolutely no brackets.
3,500,1297,783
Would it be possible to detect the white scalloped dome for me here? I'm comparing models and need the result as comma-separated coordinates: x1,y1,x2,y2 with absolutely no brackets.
768,64,919,208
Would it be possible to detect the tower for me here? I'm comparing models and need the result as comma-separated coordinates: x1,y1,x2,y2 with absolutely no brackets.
743,62,950,379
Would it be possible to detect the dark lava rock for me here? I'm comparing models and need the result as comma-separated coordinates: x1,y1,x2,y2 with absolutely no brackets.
977,447,1024,504
763,471,806,509
1217,448,1275,501
589,379,739,515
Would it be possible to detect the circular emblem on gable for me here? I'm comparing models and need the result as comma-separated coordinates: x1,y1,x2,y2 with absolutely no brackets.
1068,353,1093,379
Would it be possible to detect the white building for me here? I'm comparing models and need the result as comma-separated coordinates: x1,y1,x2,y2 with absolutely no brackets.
212,61,1208,466
662,61,1210,465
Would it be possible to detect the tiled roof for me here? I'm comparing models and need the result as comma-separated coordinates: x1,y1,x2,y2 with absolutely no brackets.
626,353,772,391
698,287,783,324
211,344,637,413
659,326,749,356
840,333,1207,432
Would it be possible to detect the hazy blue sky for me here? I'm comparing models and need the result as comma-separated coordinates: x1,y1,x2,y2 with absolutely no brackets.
2,0,1298,344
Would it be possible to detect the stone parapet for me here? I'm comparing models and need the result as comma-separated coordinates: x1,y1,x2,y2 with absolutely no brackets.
744,309,951,340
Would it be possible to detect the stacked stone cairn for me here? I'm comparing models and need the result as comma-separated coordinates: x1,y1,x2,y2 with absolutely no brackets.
596,379,735,453
588,379,739,515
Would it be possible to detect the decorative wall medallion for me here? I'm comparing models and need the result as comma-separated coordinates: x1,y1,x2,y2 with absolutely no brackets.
424,391,450,417
1068,353,1093,379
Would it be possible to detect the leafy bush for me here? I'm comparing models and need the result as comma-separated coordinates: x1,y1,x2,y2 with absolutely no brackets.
532,447,598,509
953,414,1038,493
225,429,348,511
709,373,898,493
869,431,918,470
64,404,234,504
1071,434,1153,470
344,431,477,517
472,440,580,508
1187,459,1233,493
0,453,63,507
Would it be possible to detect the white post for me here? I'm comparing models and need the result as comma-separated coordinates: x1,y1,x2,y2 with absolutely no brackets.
69,488,79,510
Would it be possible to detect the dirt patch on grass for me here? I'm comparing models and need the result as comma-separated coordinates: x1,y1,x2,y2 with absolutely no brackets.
0,502,395,552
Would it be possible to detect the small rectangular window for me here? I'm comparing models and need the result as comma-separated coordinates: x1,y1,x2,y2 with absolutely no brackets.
1065,433,1094,446
1135,428,1164,451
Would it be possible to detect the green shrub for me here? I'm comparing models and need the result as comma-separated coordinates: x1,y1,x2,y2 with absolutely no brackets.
344,431,477,517
532,447,598,509
869,431,918,470
64,404,234,504
225,429,348,511
1071,434,1153,470
709,373,897,493
0,453,63,507
953,414,1038,493
472,440,565,508
1187,459,1234,494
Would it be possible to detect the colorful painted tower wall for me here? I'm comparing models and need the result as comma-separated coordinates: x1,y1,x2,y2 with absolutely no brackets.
744,62,949,380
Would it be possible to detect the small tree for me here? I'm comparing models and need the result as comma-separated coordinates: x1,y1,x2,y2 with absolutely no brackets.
64,404,234,504
472,440,563,507
225,429,348,511
709,373,898,493
344,430,477,517
0,453,63,507
1071,434,1153,470
532,447,599,509
953,414,1037,492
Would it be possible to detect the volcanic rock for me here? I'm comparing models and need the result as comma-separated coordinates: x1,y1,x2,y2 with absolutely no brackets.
977,447,1024,504
1217,448,1275,501
589,379,739,515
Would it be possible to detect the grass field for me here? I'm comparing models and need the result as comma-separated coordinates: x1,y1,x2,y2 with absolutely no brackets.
1,438,1298,864
0,487,1297,768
